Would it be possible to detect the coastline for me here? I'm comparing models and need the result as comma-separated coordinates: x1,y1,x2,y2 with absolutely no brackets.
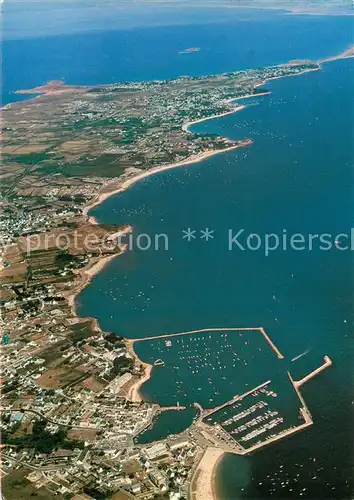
82,139,252,221
125,338,154,403
212,451,224,500
66,253,118,313
181,104,247,132
62,226,155,404
65,226,131,315
129,363,153,403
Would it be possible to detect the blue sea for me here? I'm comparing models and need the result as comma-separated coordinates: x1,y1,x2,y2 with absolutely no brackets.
4,6,354,499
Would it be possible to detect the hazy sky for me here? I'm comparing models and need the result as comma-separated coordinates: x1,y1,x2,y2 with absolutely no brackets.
2,0,353,40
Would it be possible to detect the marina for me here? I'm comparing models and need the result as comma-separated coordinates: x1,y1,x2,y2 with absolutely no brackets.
196,355,332,455
130,326,284,360
131,327,284,408
131,325,332,455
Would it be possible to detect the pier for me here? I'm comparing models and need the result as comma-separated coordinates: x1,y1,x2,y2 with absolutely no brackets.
159,405,186,412
259,327,284,359
196,380,272,421
293,355,332,387
131,326,284,359
131,327,261,343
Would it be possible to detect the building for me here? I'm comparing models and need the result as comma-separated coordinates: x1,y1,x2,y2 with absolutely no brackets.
143,443,168,460
169,440,190,452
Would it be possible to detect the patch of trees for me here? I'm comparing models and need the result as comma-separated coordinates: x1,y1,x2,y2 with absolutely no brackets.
58,195,87,203
57,221,79,229
3,421,65,453
113,356,133,374
83,487,111,500
104,333,125,349
42,296,66,303
61,438,85,450
55,251,76,269
106,356,133,381
2,380,20,394
3,420,84,454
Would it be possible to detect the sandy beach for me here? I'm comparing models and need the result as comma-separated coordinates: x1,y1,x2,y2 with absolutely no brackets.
66,226,131,313
181,90,273,131
228,90,271,102
122,337,154,402
190,447,224,500
66,253,118,313
82,139,252,218
128,363,153,402
181,104,246,132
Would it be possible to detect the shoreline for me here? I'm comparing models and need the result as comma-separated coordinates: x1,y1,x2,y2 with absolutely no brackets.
66,253,118,313
181,104,247,132
66,226,131,315
63,228,154,404
124,337,157,402
129,363,153,403
212,451,224,500
190,447,224,500
125,338,154,403
82,139,252,221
